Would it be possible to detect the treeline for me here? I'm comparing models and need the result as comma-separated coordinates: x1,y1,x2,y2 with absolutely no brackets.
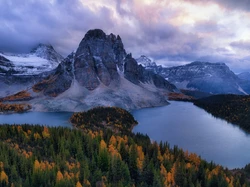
70,106,138,133
194,94,250,133
0,91,32,102
0,124,249,187
0,102,31,113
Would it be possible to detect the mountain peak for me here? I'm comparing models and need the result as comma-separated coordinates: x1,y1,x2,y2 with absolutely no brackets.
84,29,107,40
136,55,156,67
30,43,63,63
30,43,54,53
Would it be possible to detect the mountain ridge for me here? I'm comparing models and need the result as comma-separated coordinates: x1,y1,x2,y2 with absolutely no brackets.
136,55,249,95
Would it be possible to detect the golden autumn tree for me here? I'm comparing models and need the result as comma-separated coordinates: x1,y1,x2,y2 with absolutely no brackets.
0,171,8,184
42,126,50,138
76,181,83,187
56,171,64,182
34,160,40,171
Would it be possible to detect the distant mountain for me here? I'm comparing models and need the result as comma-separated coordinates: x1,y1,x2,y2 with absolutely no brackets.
0,44,63,76
3,29,177,111
136,55,163,74
0,44,63,96
238,72,250,81
136,56,249,95
163,61,247,94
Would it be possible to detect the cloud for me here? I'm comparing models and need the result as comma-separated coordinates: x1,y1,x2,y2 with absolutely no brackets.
0,0,249,72
0,0,115,56
216,0,250,12
184,0,250,12
194,20,219,33
230,40,250,50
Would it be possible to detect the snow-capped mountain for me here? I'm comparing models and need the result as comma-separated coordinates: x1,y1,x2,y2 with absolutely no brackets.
163,62,247,94
136,56,250,95
0,44,63,75
0,44,63,96
136,55,163,74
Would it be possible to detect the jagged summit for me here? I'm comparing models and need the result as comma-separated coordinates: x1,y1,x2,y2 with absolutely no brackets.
83,29,107,40
136,55,157,67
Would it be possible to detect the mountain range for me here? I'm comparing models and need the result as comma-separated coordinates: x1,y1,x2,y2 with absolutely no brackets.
2,29,250,112
1,29,177,111
136,55,250,95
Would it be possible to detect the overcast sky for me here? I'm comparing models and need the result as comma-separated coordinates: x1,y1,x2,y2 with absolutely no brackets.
0,0,250,72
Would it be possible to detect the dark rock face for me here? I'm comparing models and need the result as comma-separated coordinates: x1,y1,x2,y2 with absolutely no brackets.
0,55,10,62
0,55,14,74
124,54,139,84
32,53,74,96
74,29,126,89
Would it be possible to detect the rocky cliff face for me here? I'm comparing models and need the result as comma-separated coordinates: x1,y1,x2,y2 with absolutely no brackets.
73,29,125,90
24,29,177,111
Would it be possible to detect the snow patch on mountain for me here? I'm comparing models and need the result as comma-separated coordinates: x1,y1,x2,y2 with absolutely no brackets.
136,55,157,67
0,53,58,75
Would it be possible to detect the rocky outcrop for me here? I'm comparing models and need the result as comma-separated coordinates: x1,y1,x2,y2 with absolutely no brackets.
32,53,74,96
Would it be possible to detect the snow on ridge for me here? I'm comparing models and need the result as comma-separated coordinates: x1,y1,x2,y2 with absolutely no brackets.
1,53,59,75
136,55,156,67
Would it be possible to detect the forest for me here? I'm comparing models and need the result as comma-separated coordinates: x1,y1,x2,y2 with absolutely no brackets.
70,106,138,133
194,94,250,133
0,106,249,186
